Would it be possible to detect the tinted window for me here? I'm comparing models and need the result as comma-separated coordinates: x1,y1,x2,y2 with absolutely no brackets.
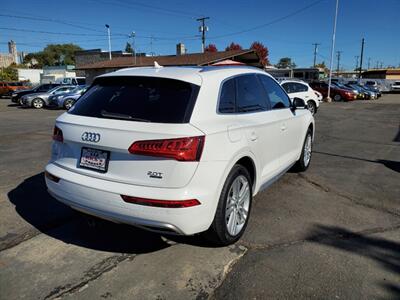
69,76,199,123
281,82,294,94
258,75,291,109
218,78,236,113
236,75,268,112
77,78,86,85
294,83,308,92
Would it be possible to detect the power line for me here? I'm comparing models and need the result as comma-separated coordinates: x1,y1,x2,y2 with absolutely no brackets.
0,13,104,33
208,0,324,39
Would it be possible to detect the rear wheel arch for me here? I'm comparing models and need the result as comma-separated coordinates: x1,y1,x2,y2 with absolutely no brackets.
235,156,256,191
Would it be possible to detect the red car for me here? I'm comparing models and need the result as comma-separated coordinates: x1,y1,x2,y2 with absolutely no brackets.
309,81,357,101
0,81,30,97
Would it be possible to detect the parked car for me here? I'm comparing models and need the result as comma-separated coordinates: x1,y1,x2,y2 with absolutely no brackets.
343,83,367,99
50,85,88,109
45,66,314,245
331,82,363,99
11,83,61,104
348,80,381,98
56,77,86,85
0,81,30,97
280,80,320,115
362,85,382,99
391,81,400,92
20,85,75,108
309,81,357,101
365,80,378,88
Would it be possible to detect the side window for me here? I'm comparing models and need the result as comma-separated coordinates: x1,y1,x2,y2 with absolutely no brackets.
236,75,268,112
281,82,293,94
218,79,236,113
258,75,291,109
295,83,308,92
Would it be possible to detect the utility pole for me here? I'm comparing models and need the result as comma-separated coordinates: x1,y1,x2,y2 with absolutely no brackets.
312,43,320,67
197,17,210,53
336,51,342,74
130,31,136,65
327,0,339,102
367,57,371,70
358,38,364,79
354,55,359,71
105,24,112,60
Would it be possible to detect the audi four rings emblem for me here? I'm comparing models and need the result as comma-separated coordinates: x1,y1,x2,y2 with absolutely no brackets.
81,132,101,143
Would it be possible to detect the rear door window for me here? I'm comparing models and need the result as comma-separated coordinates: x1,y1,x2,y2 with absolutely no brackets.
236,74,268,113
69,76,199,123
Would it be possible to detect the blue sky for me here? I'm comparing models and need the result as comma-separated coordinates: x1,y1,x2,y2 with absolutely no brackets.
1,0,399,69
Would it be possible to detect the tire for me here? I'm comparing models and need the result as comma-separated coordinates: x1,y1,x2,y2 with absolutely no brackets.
64,98,75,110
293,129,313,172
205,164,253,246
306,101,317,115
333,94,342,101
32,98,44,109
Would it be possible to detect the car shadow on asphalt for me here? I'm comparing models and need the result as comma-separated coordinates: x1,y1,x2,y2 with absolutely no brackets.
306,224,400,299
313,151,400,173
7,172,214,254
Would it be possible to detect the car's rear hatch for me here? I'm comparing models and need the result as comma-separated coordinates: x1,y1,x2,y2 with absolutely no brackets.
51,75,204,189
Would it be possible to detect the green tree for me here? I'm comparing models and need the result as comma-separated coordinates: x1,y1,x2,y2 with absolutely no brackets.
24,43,82,67
125,42,133,53
0,65,18,81
275,57,296,69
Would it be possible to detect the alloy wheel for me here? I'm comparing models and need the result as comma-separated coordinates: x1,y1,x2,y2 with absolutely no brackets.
225,175,250,236
303,134,312,167
32,98,44,109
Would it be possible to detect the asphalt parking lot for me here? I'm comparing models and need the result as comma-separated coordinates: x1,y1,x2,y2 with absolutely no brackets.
0,95,399,299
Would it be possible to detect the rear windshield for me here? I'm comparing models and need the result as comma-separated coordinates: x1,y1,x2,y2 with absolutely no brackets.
69,76,199,123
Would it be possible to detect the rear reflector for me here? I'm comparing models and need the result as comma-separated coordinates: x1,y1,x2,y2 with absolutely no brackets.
45,171,60,183
121,195,201,208
53,126,63,142
128,136,205,161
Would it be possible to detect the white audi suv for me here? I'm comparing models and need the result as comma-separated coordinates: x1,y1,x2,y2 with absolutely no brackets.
45,66,314,245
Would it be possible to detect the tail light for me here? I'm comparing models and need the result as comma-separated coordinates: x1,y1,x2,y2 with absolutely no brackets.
128,136,205,161
52,126,63,142
121,195,200,208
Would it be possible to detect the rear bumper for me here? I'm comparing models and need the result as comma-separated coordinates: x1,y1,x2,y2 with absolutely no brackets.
45,160,227,235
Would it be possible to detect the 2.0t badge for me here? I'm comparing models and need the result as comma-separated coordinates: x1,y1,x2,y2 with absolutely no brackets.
81,132,101,143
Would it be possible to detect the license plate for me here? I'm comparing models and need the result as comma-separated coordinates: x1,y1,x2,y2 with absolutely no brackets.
79,147,110,173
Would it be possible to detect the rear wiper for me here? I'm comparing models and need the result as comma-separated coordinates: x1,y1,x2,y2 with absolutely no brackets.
100,110,150,122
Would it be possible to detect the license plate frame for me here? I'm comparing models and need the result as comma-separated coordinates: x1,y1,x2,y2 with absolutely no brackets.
79,147,110,173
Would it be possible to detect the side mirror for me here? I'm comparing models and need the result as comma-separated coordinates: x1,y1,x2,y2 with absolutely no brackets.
291,97,306,111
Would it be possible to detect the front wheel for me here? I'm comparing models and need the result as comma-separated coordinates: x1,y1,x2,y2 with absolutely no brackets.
64,98,75,110
205,165,252,246
333,94,342,101
32,98,44,109
293,129,313,172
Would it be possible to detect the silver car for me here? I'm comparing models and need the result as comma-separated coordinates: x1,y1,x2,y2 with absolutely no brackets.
20,85,76,109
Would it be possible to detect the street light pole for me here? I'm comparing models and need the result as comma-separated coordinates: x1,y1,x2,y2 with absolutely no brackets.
327,0,339,102
105,24,112,60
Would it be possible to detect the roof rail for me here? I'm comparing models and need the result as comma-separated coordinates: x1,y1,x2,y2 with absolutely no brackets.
199,65,262,73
